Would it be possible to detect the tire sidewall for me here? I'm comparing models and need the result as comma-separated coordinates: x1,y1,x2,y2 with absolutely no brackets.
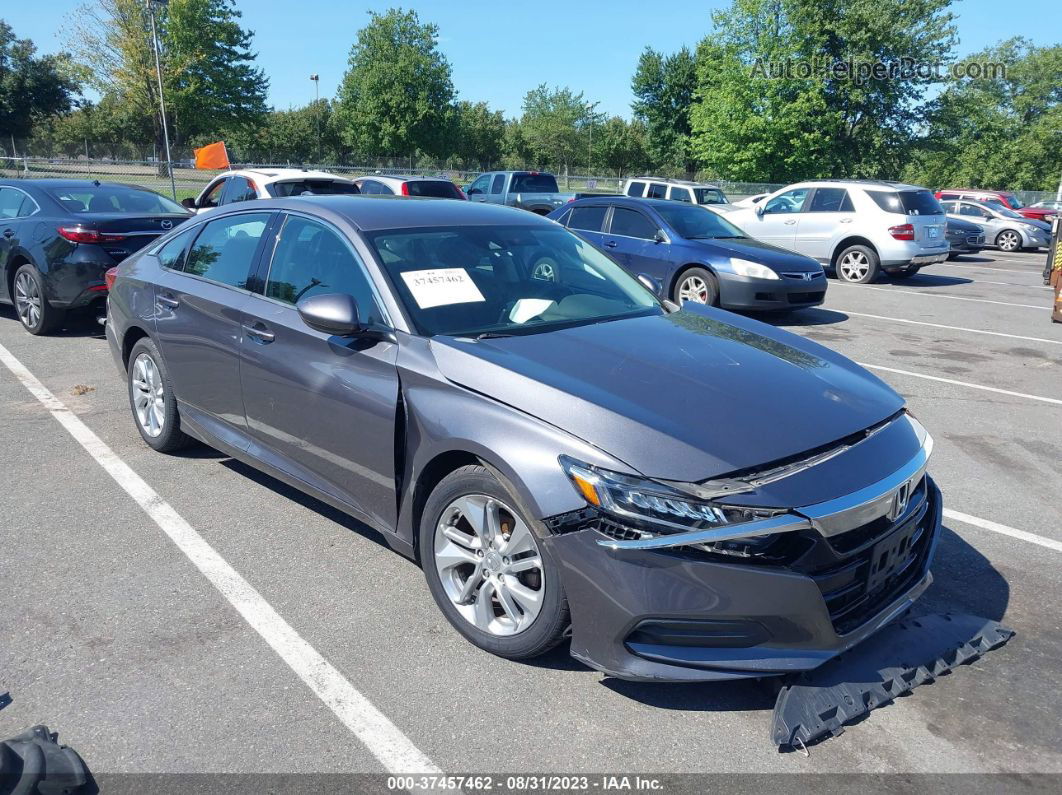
126,337,187,452
835,245,880,284
419,465,569,659
673,267,719,306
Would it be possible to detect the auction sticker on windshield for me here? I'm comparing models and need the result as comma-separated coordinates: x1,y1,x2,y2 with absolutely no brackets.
400,268,485,309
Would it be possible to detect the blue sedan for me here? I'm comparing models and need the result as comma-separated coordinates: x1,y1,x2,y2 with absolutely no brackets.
548,197,826,310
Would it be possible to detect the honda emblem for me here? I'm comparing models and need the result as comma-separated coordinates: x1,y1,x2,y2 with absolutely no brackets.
887,479,913,521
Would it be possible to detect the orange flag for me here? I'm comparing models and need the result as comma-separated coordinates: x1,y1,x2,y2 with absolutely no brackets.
194,141,230,170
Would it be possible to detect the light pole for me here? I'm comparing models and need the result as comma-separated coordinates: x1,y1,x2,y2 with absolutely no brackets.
310,74,320,164
585,101,597,176
146,0,176,200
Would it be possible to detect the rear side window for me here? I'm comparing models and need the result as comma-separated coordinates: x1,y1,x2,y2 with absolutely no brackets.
405,180,464,199
185,212,270,288
626,181,646,197
646,183,667,199
155,227,196,270
511,174,559,193
265,215,383,325
269,180,360,197
0,188,23,218
568,206,607,232
490,174,505,194
808,188,854,213
867,190,942,216
609,207,657,239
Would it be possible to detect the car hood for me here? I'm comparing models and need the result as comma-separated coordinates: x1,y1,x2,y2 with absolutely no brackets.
690,236,822,272
946,218,982,233
429,306,904,481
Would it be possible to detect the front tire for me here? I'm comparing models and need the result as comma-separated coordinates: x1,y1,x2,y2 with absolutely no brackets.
420,465,569,660
995,230,1022,252
835,245,880,284
673,267,719,306
13,264,64,335
126,337,193,453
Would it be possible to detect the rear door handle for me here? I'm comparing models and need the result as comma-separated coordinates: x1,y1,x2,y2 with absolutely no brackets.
839,218,853,223
243,322,275,344
605,240,618,248
784,219,797,225
157,293,179,308
2,229,13,238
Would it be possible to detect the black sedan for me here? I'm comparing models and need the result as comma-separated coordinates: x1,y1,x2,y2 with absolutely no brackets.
945,217,986,259
0,180,191,334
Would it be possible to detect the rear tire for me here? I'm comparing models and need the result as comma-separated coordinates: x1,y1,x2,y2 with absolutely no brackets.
13,264,64,335
673,267,719,306
126,337,194,453
835,245,880,284
420,464,569,660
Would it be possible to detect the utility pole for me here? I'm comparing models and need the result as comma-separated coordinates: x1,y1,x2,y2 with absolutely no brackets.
147,0,176,200
310,74,321,164
585,101,598,176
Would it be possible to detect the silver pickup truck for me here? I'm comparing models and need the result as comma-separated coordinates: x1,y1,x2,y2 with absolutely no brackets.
465,171,574,215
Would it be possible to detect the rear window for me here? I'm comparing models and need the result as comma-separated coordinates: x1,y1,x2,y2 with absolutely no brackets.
693,187,728,205
404,180,464,199
47,185,187,215
866,189,943,216
268,180,360,197
511,174,559,193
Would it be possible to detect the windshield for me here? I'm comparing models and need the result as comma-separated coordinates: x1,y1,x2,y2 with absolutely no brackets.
987,203,1023,219
268,180,360,197
1003,193,1024,209
656,204,745,239
366,225,661,337
47,185,188,215
511,174,559,193
693,187,728,205
405,180,464,199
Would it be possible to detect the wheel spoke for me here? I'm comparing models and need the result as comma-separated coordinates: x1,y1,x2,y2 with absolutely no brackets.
435,537,478,571
505,579,543,615
502,518,535,557
495,580,522,624
471,580,496,630
506,554,542,574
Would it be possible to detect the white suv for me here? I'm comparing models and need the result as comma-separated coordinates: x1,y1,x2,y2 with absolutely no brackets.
184,168,359,213
622,177,729,206
722,180,949,283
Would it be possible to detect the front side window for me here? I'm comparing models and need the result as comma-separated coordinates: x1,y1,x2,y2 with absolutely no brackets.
625,181,646,197
265,215,384,325
568,206,607,232
669,187,693,203
958,203,985,218
198,179,227,208
224,177,258,204
763,188,809,214
367,225,660,337
184,212,270,288
468,175,491,195
609,208,658,239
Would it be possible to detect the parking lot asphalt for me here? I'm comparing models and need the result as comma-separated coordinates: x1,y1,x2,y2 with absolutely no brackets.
1,248,1060,779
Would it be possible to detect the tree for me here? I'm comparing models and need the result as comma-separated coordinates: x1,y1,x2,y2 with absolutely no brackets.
519,84,592,172
65,0,268,154
631,46,697,173
0,20,78,154
595,116,649,176
904,38,1062,191
335,8,454,160
688,0,957,181
449,100,505,170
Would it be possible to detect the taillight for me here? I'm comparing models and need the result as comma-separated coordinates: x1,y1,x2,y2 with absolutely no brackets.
58,226,126,244
104,267,118,291
888,223,915,241
400,182,411,196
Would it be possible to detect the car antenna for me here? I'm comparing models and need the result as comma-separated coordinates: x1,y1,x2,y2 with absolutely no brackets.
93,179,100,187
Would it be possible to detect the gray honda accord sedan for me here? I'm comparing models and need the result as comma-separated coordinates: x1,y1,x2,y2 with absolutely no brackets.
106,196,941,682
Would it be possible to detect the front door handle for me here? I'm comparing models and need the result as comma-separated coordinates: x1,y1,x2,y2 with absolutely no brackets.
605,240,618,248
243,322,275,344
2,229,13,238
157,293,179,308
784,219,797,225
840,218,853,223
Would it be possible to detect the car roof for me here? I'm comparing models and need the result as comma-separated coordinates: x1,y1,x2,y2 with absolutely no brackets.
786,179,927,191
357,174,454,183
566,196,672,209
224,168,354,182
0,178,161,190
218,195,549,231
629,176,722,188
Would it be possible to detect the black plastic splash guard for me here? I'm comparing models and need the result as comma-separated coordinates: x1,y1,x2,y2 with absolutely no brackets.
772,613,1014,752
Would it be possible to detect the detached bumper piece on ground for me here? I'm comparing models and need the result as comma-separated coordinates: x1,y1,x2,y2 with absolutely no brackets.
771,613,1015,752
0,724,92,795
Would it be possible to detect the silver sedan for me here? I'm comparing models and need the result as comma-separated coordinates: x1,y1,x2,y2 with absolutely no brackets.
940,199,1052,252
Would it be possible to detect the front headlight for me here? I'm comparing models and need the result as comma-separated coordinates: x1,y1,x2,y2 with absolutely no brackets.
559,456,783,556
729,258,780,280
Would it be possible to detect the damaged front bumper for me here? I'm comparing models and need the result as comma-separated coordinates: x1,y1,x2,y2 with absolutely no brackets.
544,462,944,682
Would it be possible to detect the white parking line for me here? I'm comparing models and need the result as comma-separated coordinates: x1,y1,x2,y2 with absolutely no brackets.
837,310,1062,345
944,509,1062,553
0,341,443,780
835,282,1046,310
858,362,1062,406
943,263,1043,275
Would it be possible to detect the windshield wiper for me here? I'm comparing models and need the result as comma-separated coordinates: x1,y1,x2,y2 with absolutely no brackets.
469,331,516,340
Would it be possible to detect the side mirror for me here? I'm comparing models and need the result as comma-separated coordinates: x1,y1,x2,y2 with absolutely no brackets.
653,230,666,243
755,204,766,217
181,197,196,209
297,293,362,336
468,187,483,195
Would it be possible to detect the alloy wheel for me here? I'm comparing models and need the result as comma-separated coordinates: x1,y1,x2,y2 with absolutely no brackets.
679,275,710,304
131,353,166,437
433,494,545,637
839,251,871,281
13,271,42,329
997,231,1020,252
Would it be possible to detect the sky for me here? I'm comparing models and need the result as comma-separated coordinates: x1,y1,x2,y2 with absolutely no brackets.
6,0,1060,118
